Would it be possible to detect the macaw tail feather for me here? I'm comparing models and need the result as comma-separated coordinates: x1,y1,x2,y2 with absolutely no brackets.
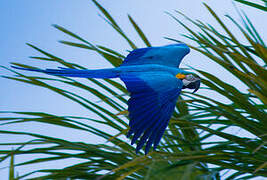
11,66,119,79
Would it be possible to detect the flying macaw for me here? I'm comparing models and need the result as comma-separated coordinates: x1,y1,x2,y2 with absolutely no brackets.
12,43,201,154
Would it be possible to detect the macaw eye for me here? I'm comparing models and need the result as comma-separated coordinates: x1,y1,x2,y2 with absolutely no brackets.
185,74,194,81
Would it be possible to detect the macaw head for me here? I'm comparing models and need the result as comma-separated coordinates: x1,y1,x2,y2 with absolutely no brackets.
182,74,201,93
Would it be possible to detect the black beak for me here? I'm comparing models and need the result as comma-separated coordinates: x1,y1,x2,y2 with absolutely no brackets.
182,78,201,93
192,79,201,93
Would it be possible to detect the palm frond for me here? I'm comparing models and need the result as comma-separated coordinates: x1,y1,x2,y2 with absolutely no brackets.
234,0,267,11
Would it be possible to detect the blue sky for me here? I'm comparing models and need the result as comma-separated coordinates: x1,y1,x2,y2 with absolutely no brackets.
0,0,266,179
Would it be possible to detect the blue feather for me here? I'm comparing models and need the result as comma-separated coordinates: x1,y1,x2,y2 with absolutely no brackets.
135,109,166,153
129,107,161,142
129,102,159,128
120,74,153,93
11,66,119,79
130,108,161,145
120,47,152,66
145,103,174,154
127,93,158,137
127,103,159,138
120,44,190,68
128,94,158,116
121,72,183,153
153,121,169,150
133,90,180,153
153,103,177,150
128,102,159,128
137,98,176,154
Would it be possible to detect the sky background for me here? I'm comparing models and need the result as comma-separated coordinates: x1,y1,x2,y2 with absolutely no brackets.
0,0,266,179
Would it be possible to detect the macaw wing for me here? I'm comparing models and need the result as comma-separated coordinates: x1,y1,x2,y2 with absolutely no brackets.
120,71,183,154
120,44,190,68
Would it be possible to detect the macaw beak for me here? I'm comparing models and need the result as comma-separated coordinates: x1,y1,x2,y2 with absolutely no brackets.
191,79,201,93
182,78,201,93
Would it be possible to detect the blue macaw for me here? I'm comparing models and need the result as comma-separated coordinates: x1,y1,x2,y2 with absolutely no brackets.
12,44,200,154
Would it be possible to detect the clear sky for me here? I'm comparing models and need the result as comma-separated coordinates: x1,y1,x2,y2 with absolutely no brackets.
0,0,266,179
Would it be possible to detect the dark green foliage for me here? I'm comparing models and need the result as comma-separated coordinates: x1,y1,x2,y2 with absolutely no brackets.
234,0,267,11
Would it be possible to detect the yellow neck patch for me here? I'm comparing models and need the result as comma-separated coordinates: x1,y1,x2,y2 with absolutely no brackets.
176,73,186,79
